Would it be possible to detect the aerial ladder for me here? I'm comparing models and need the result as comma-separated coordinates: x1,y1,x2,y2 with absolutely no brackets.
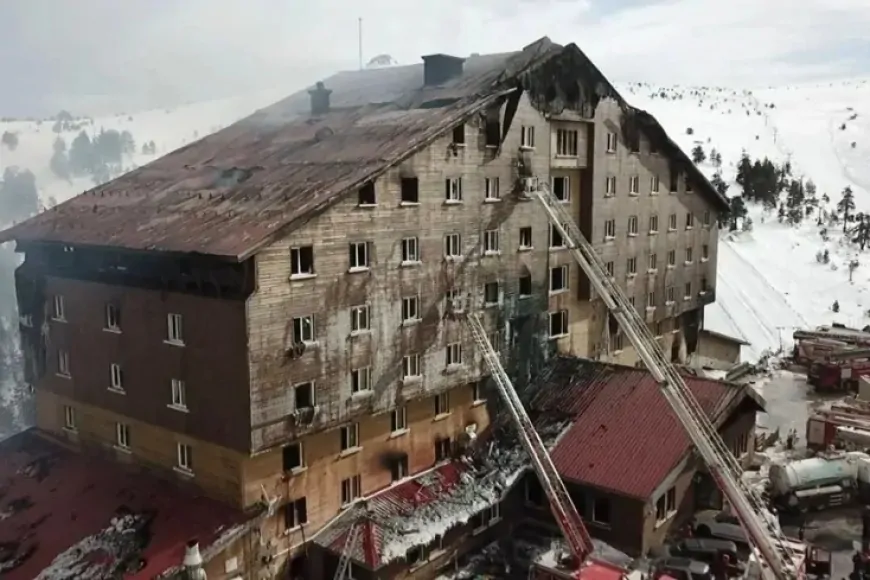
526,180,804,580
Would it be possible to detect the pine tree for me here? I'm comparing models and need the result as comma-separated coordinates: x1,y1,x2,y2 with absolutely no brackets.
691,145,706,164
728,196,748,231
736,153,752,188
710,172,729,197
838,186,856,233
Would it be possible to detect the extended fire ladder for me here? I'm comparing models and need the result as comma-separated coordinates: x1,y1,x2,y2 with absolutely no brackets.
527,182,801,580
467,314,594,566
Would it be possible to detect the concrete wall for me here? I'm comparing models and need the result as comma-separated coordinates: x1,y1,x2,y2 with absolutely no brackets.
695,330,743,369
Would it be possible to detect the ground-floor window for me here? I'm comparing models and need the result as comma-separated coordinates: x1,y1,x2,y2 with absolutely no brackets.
592,497,611,525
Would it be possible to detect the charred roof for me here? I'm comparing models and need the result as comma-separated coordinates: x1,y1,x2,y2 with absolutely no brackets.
0,37,726,259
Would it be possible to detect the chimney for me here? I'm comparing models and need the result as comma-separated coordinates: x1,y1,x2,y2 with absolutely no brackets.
308,81,332,116
422,54,465,87
183,540,207,580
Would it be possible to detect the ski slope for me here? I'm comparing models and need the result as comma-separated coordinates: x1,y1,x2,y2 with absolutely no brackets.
625,79,870,361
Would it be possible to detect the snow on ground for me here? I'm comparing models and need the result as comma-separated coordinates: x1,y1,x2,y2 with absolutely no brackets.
621,79,870,361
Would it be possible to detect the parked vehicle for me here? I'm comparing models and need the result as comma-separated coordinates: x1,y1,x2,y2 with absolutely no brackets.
670,538,741,566
691,511,747,544
654,557,712,580
768,453,870,513
808,359,870,392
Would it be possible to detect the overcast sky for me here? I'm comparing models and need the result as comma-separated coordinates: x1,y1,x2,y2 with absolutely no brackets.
1,0,869,117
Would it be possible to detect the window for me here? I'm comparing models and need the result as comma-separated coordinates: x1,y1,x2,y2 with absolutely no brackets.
390,454,409,482
348,242,370,270
735,432,749,455
489,331,502,353
668,213,677,231
703,211,712,226
685,177,693,194
294,381,315,409
441,233,461,259
402,296,420,323
648,253,658,271
521,125,535,148
592,497,611,525
627,257,637,276
549,310,568,338
519,227,533,249
605,176,616,196
604,219,616,239
655,487,677,524
550,224,566,248
341,475,362,505
649,215,659,234
445,287,463,314
290,246,314,277
177,443,193,472
627,215,638,236
63,405,76,431
167,313,184,344
402,237,420,263
483,229,500,254
340,423,359,451
57,349,70,377
434,392,450,416
552,176,570,202
605,132,617,153
400,177,419,203
685,282,693,299
284,497,308,529
485,108,501,146
282,442,303,471
350,367,372,393
550,266,568,293
702,244,709,261
485,177,500,200
472,380,485,403
666,286,675,304
669,172,678,193
611,332,624,352
472,503,502,531
446,342,462,366
358,182,376,205
519,275,532,298
629,176,639,195
445,177,463,202
402,354,421,379
52,295,65,321
109,364,124,392
556,128,579,156
452,123,465,145
435,437,452,461
483,281,501,305
105,303,121,331
116,422,130,449
667,250,676,267
350,305,370,333
390,406,407,432
605,261,615,277
650,176,660,195
701,277,709,293
686,213,694,229
647,291,656,309
292,315,315,344
685,247,694,263
407,546,429,567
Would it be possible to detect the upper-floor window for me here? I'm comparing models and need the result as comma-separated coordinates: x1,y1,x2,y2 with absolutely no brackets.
167,313,184,344
341,475,362,506
685,176,693,194
294,381,315,409
444,233,462,259
52,295,65,321
483,281,501,306
552,176,570,202
483,229,500,254
177,442,193,472
289,246,314,277
667,249,676,267
648,253,658,271
649,215,659,234
57,349,70,377
550,224,566,249
390,406,407,432
703,211,712,226
549,310,569,338
402,353,421,380
282,442,304,471
116,422,130,449
171,378,187,410
292,315,315,344
668,214,677,231
627,257,637,276
521,125,536,148
109,363,124,392
550,265,568,293
452,123,465,145
358,182,376,206
105,303,121,331
629,176,640,196
604,219,616,240
445,178,463,202
64,405,76,431
556,129,579,156
401,237,420,263
605,176,616,197
446,343,462,366
350,367,372,394
650,176,660,195
519,227,533,250
485,177,500,200
350,304,370,333
284,497,308,530
434,392,450,416
348,242,370,270
686,247,694,263
628,216,639,236
686,213,695,230
669,172,679,193
605,132,617,153
400,177,419,204
401,296,420,323
702,244,710,261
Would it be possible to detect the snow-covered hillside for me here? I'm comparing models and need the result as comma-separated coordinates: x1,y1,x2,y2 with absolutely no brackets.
622,79,870,360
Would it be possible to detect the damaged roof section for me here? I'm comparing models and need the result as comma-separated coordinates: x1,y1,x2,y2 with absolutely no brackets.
0,429,253,580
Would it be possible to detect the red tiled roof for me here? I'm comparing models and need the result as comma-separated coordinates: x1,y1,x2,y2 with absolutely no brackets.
0,429,252,580
534,357,744,500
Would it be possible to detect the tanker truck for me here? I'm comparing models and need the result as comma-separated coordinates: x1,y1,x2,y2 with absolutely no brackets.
768,452,870,513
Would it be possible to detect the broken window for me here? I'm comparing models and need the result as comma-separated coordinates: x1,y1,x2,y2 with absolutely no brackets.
350,305,370,333
435,437,452,461
402,354,421,379
627,216,638,236
282,442,303,471
550,224,566,248
401,296,420,322
434,392,449,416
556,129,579,157
519,274,532,298
52,295,65,321
400,177,419,204
292,316,315,344
669,172,678,193
592,497,611,525
358,182,376,205
549,310,568,338
284,497,308,529
483,229,500,253
445,178,462,202
485,177,500,200
406,546,428,566
63,405,76,430
105,303,121,331
452,124,465,145
167,313,183,344
552,176,570,202
520,125,535,148
446,343,462,366
290,246,315,277
484,108,501,147
350,367,371,393
444,233,462,258
390,406,407,432
57,349,70,377
519,227,533,249
483,282,500,306
340,423,359,451
390,454,409,482
550,266,567,293
340,475,361,505
294,381,315,409
402,237,420,263
348,242,370,270
445,287,463,314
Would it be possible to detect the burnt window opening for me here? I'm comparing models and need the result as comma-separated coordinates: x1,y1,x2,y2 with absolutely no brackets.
629,136,640,154
525,476,546,506
406,546,428,566
105,303,121,331
390,454,409,482
549,225,565,249
519,274,532,298
284,497,308,529
484,109,501,147
435,437,452,461
215,167,254,187
669,172,679,193
483,282,500,306
592,497,611,525
452,124,465,145
358,182,376,206
290,246,314,276
294,382,315,410
282,442,303,471
400,177,419,204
